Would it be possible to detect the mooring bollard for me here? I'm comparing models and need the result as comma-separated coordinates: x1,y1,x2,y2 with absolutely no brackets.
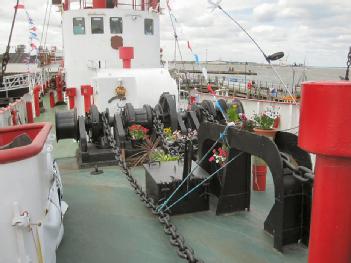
298,81,351,263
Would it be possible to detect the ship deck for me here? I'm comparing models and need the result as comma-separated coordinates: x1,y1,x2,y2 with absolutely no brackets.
38,97,308,263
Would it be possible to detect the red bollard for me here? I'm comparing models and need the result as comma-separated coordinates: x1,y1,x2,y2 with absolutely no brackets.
26,101,34,123
65,87,77,109
10,109,17,125
56,75,64,103
33,85,41,117
81,85,94,113
298,81,351,263
119,47,134,69
49,91,55,108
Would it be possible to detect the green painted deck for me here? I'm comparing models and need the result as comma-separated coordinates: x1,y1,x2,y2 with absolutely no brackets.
40,97,308,263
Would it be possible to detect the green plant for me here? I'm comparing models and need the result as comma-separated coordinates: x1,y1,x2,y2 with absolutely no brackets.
227,105,240,123
127,137,160,167
253,114,275,130
128,124,149,140
151,149,180,162
253,108,280,130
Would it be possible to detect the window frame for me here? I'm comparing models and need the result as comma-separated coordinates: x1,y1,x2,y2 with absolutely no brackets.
110,17,123,34
91,16,104,34
144,18,154,36
73,17,86,35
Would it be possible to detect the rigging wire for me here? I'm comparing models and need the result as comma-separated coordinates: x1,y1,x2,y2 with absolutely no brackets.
208,1,297,103
40,0,50,47
0,0,20,86
43,3,52,48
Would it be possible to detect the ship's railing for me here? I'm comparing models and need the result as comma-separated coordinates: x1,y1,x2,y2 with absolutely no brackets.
1,74,29,91
75,0,159,11
0,72,44,92
177,73,300,102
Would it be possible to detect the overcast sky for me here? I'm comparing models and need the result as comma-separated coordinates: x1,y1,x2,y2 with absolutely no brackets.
1,0,350,67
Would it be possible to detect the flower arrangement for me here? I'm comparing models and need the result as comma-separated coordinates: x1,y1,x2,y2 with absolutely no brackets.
128,124,149,140
253,107,280,130
209,146,228,166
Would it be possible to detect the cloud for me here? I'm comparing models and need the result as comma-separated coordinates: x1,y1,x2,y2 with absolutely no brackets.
0,0,349,67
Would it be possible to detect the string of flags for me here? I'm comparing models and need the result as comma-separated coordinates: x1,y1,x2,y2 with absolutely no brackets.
15,4,39,72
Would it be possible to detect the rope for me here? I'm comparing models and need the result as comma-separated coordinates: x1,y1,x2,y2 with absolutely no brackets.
43,3,52,48
157,135,222,212
40,0,50,47
1,0,20,86
158,124,231,212
210,2,297,104
164,152,244,212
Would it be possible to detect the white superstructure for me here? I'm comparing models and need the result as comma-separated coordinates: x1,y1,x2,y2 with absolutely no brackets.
59,0,177,115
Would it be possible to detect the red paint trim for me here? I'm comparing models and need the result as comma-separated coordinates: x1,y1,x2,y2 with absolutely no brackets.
0,123,52,164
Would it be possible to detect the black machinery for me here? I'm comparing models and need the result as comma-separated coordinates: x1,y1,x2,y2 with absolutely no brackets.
55,92,191,167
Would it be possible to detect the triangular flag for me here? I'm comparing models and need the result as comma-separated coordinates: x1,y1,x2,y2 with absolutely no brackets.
207,84,216,96
166,0,171,11
194,54,200,65
15,4,25,9
187,41,193,52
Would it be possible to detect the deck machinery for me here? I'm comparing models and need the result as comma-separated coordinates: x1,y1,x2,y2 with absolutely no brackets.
56,95,313,252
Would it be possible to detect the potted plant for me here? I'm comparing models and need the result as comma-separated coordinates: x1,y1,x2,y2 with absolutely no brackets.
227,105,255,132
128,124,149,146
252,107,280,138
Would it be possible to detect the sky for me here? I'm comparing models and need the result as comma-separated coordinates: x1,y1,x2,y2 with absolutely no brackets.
0,0,350,67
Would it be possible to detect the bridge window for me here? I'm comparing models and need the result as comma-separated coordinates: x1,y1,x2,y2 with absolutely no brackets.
73,17,85,35
144,19,154,35
110,17,123,34
91,17,104,34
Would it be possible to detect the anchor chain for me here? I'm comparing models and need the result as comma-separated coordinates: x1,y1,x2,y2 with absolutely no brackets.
345,47,351,81
101,113,203,263
280,152,314,182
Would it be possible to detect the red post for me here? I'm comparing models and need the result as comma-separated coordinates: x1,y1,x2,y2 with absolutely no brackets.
56,75,64,103
66,87,77,109
141,0,145,10
26,101,34,123
10,109,17,125
298,81,351,263
33,85,41,117
49,91,55,108
81,85,94,113
119,47,134,69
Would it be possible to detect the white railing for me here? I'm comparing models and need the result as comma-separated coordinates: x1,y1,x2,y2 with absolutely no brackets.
1,72,44,92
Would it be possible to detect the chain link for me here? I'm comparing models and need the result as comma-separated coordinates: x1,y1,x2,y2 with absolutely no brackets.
101,113,203,263
280,152,314,182
345,47,351,81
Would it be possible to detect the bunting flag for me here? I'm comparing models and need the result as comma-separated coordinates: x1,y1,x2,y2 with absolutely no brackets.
207,84,216,96
194,54,200,65
15,4,25,9
166,0,171,11
187,41,193,52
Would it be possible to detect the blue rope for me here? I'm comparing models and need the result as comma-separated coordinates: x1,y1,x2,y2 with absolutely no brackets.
164,152,243,212
157,134,222,212
215,100,227,122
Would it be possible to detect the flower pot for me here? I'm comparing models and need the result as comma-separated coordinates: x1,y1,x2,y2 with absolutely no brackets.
252,164,267,191
253,128,277,139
